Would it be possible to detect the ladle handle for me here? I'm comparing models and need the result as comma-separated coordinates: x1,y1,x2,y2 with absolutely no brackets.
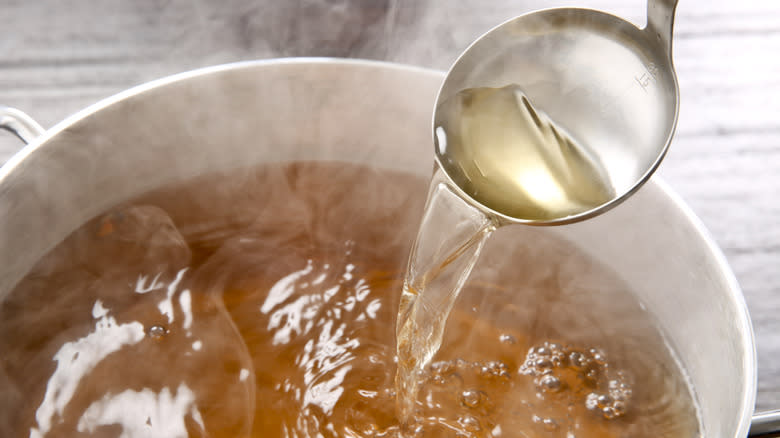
751,410,780,437
0,105,45,145
645,0,679,55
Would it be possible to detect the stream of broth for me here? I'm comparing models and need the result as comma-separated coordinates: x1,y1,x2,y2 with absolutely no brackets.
395,85,624,430
0,161,699,437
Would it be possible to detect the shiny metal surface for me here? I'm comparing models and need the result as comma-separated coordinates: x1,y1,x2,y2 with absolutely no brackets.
0,59,755,436
0,105,46,145
750,410,780,437
434,0,679,225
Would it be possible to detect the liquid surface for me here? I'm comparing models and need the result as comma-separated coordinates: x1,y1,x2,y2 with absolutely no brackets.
434,85,615,222
0,162,699,437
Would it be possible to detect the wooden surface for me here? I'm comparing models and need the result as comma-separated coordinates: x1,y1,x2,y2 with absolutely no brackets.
2,0,780,413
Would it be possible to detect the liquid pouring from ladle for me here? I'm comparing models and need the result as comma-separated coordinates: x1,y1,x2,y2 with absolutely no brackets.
397,0,685,425
425,0,780,436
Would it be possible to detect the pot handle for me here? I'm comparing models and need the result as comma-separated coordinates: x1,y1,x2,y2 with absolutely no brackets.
751,410,780,437
0,106,46,145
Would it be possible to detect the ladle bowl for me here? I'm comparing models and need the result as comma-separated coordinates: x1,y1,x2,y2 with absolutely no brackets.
434,0,679,224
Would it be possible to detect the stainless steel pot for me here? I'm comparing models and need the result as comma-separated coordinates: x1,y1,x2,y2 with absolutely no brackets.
0,59,772,436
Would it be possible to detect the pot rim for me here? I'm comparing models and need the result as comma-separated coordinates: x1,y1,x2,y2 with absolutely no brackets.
0,57,757,436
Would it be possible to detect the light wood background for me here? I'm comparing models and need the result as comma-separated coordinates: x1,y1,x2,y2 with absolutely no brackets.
2,0,780,412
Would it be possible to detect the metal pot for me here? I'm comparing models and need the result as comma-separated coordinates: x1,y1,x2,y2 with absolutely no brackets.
0,59,767,436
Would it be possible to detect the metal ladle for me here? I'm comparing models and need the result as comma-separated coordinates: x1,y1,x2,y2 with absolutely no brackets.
433,0,680,225
429,1,780,435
